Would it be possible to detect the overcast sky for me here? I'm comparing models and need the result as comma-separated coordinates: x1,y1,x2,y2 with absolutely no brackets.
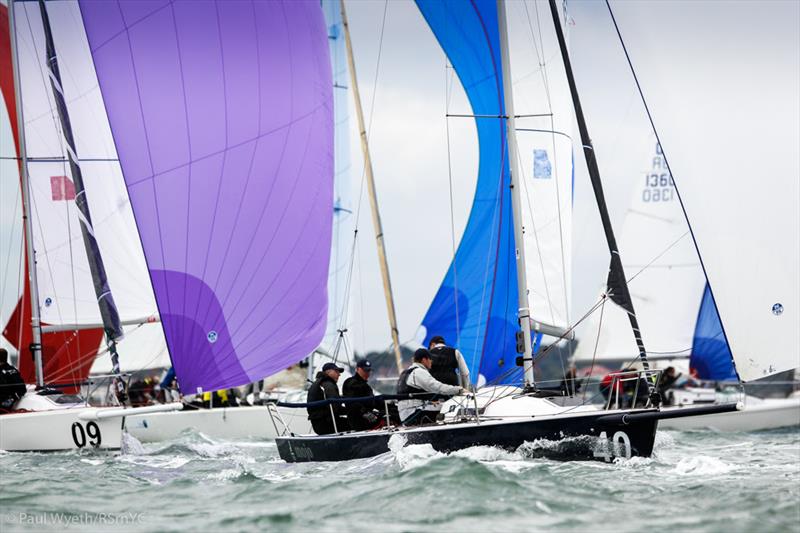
2,0,797,365
339,0,800,358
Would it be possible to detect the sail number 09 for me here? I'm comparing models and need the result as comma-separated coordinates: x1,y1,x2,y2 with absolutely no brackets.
71,421,102,448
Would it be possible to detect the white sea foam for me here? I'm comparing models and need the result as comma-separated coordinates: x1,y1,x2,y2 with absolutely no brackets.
117,454,191,470
450,445,518,462
613,455,653,468
187,441,239,458
388,434,441,470
120,432,146,455
653,430,676,451
208,467,247,481
674,455,734,476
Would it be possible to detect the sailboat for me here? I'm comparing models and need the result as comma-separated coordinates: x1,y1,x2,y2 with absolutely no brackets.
0,0,334,450
572,137,800,432
568,0,800,432
271,0,777,463
0,0,185,452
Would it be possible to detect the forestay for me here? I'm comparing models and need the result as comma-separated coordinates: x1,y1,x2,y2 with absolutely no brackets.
79,0,334,392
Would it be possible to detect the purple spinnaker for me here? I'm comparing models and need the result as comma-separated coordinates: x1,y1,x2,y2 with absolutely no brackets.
79,0,333,392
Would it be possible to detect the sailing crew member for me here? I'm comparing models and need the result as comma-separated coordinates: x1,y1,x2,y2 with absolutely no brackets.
428,335,471,389
307,362,350,435
397,348,465,426
342,360,383,431
201,388,240,408
0,349,26,411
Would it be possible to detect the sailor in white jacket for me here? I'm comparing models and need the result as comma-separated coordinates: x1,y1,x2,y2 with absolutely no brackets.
397,348,465,425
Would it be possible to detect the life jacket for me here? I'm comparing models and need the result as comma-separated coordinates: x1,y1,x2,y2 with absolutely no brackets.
397,366,425,395
601,373,623,394
429,345,459,386
202,389,230,406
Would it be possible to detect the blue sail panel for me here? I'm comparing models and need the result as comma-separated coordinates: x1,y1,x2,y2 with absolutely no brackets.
690,284,738,381
415,0,518,384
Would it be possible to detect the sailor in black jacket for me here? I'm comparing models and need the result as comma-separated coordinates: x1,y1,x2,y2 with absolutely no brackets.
0,348,26,411
306,362,349,435
342,360,382,431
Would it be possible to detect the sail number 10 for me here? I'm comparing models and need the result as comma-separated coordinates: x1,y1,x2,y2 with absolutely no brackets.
71,421,102,448
642,173,674,203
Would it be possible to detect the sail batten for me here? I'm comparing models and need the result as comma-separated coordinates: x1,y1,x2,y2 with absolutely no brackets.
79,0,334,392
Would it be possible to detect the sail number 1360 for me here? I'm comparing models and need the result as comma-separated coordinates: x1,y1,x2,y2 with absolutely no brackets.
643,173,674,203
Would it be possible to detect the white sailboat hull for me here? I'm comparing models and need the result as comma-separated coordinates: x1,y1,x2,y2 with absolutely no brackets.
124,405,312,443
0,408,124,451
660,396,800,432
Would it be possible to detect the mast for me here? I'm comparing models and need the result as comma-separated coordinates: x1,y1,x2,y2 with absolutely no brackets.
37,1,127,401
547,0,654,389
340,0,404,374
8,0,44,387
497,0,536,389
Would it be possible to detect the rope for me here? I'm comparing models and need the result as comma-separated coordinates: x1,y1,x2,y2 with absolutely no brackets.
582,294,607,403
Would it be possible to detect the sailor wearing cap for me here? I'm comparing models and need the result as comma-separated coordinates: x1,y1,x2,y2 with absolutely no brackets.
342,360,383,431
307,362,350,435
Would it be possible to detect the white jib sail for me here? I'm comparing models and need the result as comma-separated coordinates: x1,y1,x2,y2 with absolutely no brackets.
506,0,573,334
12,2,166,368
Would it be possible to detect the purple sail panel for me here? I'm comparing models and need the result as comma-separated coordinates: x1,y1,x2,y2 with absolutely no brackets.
80,0,333,392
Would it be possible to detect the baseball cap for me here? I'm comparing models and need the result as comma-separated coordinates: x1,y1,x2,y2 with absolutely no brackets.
322,362,345,373
356,360,373,371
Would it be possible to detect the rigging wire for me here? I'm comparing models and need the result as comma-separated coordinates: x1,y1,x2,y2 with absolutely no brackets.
443,60,461,346
625,230,690,285
582,293,606,403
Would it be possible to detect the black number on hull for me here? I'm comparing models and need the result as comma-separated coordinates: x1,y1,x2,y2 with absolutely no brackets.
71,421,102,448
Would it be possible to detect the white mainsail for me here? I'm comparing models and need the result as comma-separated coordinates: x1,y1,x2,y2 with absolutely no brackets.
506,0,573,333
573,136,705,362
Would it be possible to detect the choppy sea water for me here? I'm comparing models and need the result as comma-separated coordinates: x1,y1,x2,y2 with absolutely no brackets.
1,428,798,532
